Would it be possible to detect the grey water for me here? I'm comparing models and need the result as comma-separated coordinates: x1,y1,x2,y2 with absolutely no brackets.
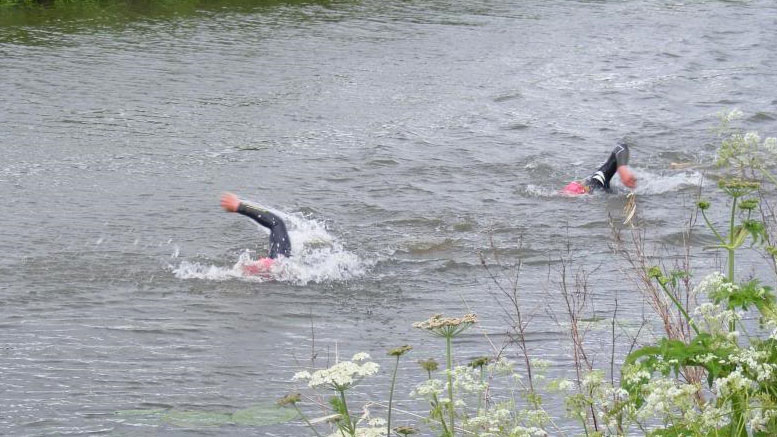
1,0,777,434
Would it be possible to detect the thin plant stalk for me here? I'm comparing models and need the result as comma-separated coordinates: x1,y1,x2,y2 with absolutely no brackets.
700,209,726,244
446,335,455,436
656,280,700,336
728,197,738,332
387,355,400,437
292,404,323,437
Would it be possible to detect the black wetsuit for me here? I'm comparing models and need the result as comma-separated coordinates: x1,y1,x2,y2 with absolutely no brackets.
237,203,291,259
585,143,630,192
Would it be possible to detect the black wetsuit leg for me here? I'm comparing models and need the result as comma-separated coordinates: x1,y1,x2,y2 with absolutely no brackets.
585,143,630,192
237,203,292,259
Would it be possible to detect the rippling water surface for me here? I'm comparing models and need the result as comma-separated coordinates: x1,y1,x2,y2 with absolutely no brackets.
2,0,776,434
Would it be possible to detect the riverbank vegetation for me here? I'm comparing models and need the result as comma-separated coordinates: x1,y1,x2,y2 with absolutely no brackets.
281,112,777,436
0,0,330,28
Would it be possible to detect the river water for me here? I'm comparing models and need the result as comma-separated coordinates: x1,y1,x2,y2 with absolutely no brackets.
1,0,776,435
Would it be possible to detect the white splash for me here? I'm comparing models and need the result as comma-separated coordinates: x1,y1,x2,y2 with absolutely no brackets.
631,169,702,195
522,184,563,198
172,209,367,285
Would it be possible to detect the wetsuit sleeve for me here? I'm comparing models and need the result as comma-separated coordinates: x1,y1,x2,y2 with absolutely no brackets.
237,202,277,229
614,143,630,167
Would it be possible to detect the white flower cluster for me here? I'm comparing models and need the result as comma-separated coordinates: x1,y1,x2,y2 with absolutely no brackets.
764,136,777,155
744,131,761,146
635,377,699,422
623,365,651,386
452,365,488,394
581,369,604,389
509,426,548,437
768,319,777,341
411,379,443,399
489,357,515,376
730,348,775,383
683,402,731,432
721,109,744,123
464,403,548,437
713,368,756,397
693,302,742,335
749,404,777,432
292,353,379,391
693,272,726,297
325,427,385,437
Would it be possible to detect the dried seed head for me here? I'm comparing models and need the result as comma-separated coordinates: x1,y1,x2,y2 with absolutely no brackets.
418,358,439,372
388,345,413,357
277,392,301,406
469,356,491,369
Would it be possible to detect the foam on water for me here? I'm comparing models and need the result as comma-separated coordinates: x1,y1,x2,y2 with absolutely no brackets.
172,209,367,286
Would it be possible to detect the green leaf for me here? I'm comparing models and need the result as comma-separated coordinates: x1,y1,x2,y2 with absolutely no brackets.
231,404,299,426
161,410,232,427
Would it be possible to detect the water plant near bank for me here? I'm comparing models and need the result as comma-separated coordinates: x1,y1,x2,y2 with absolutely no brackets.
280,113,777,436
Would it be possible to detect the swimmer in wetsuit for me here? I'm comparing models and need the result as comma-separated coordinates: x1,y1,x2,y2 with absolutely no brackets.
561,142,637,195
220,192,291,273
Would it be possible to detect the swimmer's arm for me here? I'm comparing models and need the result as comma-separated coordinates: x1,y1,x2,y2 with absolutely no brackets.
614,144,630,167
237,203,276,229
613,144,636,188
221,192,274,228
617,166,636,188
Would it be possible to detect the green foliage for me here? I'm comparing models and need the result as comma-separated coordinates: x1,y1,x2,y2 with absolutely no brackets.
113,403,298,428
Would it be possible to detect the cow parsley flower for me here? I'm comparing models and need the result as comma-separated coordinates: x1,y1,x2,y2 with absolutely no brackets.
413,313,477,338
296,356,379,391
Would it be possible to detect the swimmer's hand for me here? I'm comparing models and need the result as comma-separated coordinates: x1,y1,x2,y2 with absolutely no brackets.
220,192,241,212
618,166,637,189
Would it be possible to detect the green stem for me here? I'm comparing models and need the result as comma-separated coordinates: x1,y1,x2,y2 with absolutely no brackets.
387,356,400,437
729,196,738,263
728,197,738,333
339,390,354,436
446,335,455,437
477,366,484,414
657,281,700,335
730,395,748,437
701,209,726,244
427,370,451,436
293,404,323,437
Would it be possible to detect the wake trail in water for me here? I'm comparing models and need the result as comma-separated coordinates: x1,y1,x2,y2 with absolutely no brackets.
520,168,702,198
171,209,367,286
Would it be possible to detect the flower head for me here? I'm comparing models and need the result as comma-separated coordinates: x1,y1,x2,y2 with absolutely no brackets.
413,313,477,338
418,358,439,372
352,352,371,362
388,345,412,357
296,358,379,391
739,199,759,211
277,392,301,406
647,266,663,279
718,178,760,198
469,356,491,369
697,200,711,211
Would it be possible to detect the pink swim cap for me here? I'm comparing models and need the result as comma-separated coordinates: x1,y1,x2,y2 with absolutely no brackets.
242,257,275,276
561,181,588,196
